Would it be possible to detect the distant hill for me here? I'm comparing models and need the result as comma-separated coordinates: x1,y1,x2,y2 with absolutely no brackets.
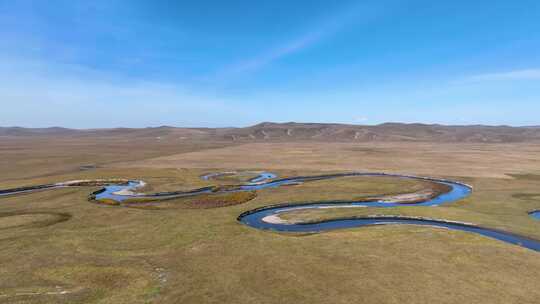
2,122,540,143
0,126,80,137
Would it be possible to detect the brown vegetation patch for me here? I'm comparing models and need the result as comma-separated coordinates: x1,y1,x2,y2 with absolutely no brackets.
94,198,121,206
116,191,257,210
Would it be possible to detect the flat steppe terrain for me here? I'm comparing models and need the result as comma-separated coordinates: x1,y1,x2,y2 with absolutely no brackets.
1,124,540,303
127,141,540,178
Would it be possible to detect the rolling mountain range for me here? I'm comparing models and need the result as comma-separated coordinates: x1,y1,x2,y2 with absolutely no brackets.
2,122,540,143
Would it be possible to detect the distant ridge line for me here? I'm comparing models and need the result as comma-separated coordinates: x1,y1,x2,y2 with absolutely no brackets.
1,122,540,143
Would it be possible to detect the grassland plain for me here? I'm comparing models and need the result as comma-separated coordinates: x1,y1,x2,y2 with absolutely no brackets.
127,141,540,178
1,140,540,303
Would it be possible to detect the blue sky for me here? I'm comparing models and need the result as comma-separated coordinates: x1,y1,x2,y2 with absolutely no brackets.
1,0,539,128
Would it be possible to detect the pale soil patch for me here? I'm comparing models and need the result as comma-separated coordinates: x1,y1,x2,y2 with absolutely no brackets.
262,215,288,224
375,189,439,203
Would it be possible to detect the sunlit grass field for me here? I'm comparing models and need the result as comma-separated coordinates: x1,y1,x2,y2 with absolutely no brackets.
1,140,540,303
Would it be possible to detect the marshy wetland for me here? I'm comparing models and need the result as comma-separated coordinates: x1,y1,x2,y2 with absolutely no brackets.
1,135,540,303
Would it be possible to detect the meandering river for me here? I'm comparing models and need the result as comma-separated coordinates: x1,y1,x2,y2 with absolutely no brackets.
1,171,539,251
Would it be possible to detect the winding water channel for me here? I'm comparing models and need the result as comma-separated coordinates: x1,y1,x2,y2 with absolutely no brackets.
529,210,540,220
1,171,539,251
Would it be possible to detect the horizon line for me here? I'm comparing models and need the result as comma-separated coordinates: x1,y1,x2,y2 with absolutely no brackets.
1,121,540,130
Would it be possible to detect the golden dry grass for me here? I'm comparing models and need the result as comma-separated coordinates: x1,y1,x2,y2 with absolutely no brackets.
127,142,540,178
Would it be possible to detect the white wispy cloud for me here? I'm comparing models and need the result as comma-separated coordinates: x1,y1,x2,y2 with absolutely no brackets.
213,3,379,79
225,31,324,74
466,69,540,82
